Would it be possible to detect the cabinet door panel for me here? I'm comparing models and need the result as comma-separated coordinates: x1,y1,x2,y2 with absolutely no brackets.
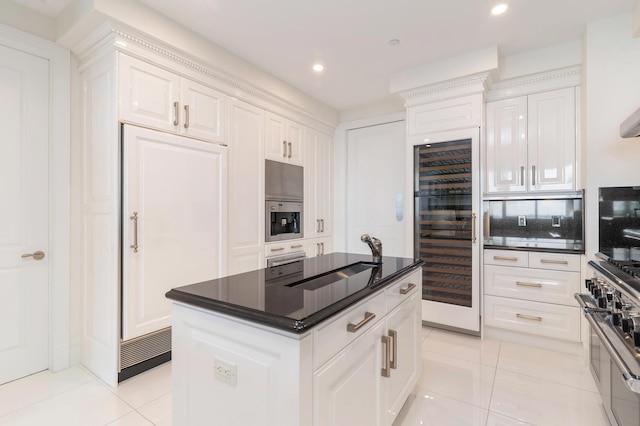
527,87,575,191
122,126,227,340
181,79,225,142
286,120,305,166
265,112,287,161
485,97,527,193
119,54,179,132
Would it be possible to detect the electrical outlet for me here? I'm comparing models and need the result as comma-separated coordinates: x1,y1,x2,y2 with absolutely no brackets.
214,359,237,386
517,215,527,227
552,216,561,227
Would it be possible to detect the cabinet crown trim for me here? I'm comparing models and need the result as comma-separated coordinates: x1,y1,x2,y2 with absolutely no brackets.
399,72,491,107
486,66,581,101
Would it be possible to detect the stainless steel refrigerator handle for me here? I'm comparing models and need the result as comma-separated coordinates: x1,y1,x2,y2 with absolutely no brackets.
173,102,179,126
130,212,139,253
347,312,375,332
184,104,190,128
471,213,477,244
381,335,391,378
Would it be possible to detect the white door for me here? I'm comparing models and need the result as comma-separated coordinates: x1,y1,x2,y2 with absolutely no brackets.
0,44,50,384
346,122,408,257
122,125,227,340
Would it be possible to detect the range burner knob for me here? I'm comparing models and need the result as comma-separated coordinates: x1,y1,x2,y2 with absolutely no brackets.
634,332,640,348
615,301,623,310
622,317,640,333
592,288,602,298
598,297,608,309
612,313,622,326
607,292,613,302
585,279,594,290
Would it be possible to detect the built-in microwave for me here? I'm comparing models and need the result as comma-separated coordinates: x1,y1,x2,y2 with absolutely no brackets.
266,200,303,242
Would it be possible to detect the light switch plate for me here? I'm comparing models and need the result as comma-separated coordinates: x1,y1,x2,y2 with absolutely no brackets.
518,215,527,227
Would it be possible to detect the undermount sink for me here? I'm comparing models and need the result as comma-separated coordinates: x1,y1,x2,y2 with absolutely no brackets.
287,262,379,291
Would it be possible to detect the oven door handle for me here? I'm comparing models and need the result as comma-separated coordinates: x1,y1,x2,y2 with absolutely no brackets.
575,293,640,394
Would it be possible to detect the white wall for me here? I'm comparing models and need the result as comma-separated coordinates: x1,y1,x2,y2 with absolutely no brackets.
584,12,640,258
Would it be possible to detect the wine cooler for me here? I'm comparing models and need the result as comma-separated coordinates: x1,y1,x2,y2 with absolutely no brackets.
413,131,480,332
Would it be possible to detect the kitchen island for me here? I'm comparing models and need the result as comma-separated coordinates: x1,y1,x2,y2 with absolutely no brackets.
166,252,423,426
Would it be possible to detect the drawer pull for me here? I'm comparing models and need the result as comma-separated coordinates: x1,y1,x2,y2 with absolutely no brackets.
347,312,376,333
290,244,303,249
516,313,542,322
516,281,542,288
400,283,416,295
389,329,398,369
540,259,569,265
381,335,391,378
270,247,285,252
494,256,518,261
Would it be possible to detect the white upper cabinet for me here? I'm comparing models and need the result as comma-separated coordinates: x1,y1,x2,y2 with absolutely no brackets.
485,87,576,194
119,54,225,143
265,111,304,165
305,128,332,239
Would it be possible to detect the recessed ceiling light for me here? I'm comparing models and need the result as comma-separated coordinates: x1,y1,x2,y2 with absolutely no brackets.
491,3,508,15
312,64,324,72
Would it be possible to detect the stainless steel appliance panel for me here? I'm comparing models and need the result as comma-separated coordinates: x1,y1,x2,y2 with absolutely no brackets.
265,159,303,201
266,200,303,242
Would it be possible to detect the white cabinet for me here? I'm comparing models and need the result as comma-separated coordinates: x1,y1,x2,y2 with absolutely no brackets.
305,128,333,238
265,111,304,165
227,99,265,275
485,87,576,194
483,249,581,342
119,54,225,143
304,237,333,257
122,125,227,340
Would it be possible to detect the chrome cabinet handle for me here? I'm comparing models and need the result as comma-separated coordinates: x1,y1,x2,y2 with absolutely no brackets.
381,335,391,378
540,259,568,265
400,283,416,295
130,212,139,253
520,166,524,186
22,250,45,260
471,213,477,244
347,311,375,332
516,281,542,288
290,244,303,249
316,243,321,256
317,219,320,233
516,313,542,321
494,256,518,261
320,242,325,255
532,165,536,186
282,141,287,158
173,102,179,126
389,329,398,369
184,104,190,128
320,219,324,232
270,247,285,252
288,142,292,158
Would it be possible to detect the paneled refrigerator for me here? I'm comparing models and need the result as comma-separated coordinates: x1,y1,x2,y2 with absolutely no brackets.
412,129,480,333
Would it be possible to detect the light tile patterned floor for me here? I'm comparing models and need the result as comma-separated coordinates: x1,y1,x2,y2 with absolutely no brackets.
0,328,609,425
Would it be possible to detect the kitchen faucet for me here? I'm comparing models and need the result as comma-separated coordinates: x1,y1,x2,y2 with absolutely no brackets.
361,234,382,263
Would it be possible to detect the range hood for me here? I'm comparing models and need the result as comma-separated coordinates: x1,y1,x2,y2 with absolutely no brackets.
620,106,640,138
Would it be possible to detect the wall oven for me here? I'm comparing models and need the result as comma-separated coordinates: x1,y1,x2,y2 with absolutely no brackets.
265,159,304,242
575,186,640,426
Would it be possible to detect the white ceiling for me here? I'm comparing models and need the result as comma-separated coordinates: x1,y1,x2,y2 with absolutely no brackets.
12,0,638,112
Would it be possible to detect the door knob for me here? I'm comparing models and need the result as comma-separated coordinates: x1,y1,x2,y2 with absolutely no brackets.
22,251,45,260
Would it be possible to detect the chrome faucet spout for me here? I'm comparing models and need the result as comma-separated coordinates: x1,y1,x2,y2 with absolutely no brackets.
360,234,383,263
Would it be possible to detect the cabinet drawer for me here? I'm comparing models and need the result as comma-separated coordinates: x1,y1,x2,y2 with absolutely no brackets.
313,291,386,369
386,270,421,312
484,295,580,341
484,265,580,305
265,242,289,257
528,252,580,272
484,249,528,267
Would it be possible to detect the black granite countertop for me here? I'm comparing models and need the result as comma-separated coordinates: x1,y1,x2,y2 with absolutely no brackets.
165,252,424,334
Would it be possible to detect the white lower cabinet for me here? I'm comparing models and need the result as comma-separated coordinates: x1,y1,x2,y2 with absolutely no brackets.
304,237,333,257
483,249,581,342
171,269,421,426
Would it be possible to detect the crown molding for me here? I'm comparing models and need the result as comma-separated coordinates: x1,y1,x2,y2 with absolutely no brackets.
486,65,581,101
399,72,491,108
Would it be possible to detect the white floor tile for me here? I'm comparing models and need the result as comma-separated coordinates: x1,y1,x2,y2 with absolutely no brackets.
497,342,593,390
423,329,501,367
417,351,496,409
396,388,488,426
113,362,172,409
490,369,609,426
0,380,133,425
0,366,95,417
485,411,534,425
106,411,154,425
137,392,172,426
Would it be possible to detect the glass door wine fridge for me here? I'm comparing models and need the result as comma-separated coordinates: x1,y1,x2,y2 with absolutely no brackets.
412,129,480,333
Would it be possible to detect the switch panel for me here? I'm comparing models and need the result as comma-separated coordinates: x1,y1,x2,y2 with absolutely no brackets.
517,215,526,227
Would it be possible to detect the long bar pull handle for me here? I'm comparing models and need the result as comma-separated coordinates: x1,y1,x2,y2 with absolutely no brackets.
290,244,303,249
317,219,320,233
130,212,139,253
184,105,190,128
389,329,398,369
321,242,325,255
516,281,543,288
320,219,324,232
400,283,416,295
381,335,391,378
540,259,569,265
282,141,287,158
347,312,375,332
520,166,524,186
494,256,518,261
471,213,477,244
531,165,536,186
270,247,285,253
288,142,292,158
316,243,320,256
22,251,45,260
173,102,179,126
516,313,542,321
